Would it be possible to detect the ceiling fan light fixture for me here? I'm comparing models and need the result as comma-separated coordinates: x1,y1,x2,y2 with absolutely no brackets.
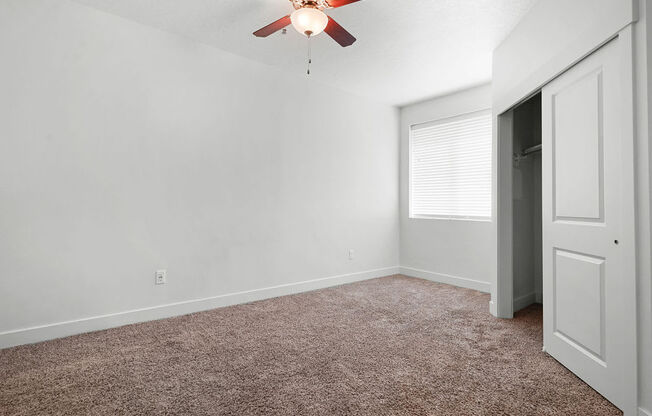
290,7,328,37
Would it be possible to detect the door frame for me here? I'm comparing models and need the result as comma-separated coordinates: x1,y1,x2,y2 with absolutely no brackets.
495,108,514,319
494,26,638,413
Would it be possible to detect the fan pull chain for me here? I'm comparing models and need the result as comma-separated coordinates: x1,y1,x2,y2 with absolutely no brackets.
307,34,312,75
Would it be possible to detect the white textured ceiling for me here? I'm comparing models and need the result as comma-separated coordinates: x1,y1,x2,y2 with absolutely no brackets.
73,0,537,106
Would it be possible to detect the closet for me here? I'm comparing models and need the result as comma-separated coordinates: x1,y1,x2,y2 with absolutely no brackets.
492,1,642,413
511,93,542,312
496,34,637,411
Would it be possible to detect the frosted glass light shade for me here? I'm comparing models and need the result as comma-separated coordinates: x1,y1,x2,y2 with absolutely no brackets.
290,8,328,37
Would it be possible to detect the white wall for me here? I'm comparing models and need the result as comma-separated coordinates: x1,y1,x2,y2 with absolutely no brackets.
493,0,636,113
0,0,399,347
636,1,652,414
399,84,492,293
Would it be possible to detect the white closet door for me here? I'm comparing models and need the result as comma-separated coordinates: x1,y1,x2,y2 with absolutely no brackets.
542,36,635,411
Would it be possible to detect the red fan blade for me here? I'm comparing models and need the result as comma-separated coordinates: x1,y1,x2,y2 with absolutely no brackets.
324,16,356,47
327,0,362,8
253,15,291,37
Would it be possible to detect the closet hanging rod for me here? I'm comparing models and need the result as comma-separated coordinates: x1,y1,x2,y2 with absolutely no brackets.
520,144,541,156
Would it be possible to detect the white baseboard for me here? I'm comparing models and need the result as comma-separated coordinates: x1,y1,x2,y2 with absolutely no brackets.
399,266,490,293
489,300,497,317
513,292,537,312
0,266,399,350
640,407,652,416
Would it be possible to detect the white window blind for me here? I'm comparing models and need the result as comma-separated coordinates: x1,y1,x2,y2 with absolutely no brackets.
409,109,492,220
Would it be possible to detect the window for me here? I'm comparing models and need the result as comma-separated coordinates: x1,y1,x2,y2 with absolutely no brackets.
409,109,492,220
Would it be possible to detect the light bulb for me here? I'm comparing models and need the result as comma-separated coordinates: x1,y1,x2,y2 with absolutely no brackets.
290,7,328,37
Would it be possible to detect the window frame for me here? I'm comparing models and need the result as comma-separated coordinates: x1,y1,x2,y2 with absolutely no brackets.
408,108,493,222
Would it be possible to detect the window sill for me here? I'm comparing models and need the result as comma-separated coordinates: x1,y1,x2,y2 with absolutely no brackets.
408,215,493,223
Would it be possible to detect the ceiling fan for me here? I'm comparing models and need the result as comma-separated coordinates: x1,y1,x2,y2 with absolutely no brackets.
253,0,360,47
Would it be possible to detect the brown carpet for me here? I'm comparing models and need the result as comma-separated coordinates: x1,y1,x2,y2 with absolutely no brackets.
0,275,620,415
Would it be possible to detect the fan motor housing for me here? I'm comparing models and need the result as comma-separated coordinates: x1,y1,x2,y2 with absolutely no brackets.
290,0,330,10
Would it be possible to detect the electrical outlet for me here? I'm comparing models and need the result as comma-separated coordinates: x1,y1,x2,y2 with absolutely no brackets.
348,249,355,260
155,270,167,285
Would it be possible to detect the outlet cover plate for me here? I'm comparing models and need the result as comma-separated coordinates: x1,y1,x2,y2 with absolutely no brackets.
155,270,167,285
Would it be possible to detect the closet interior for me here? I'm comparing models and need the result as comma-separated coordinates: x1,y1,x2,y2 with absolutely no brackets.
512,92,542,312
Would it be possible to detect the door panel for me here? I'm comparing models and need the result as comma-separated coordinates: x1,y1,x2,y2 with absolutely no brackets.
553,249,605,362
552,69,604,221
542,36,634,411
